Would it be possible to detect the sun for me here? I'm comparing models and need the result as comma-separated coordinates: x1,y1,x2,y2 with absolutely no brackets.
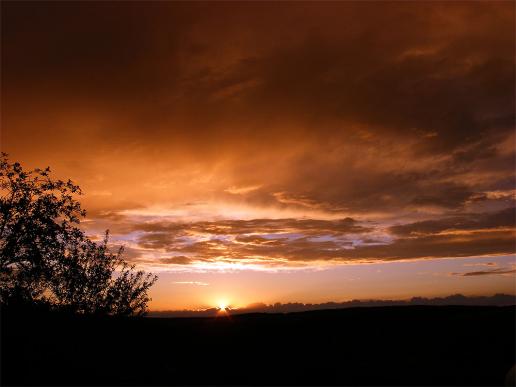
218,301,228,311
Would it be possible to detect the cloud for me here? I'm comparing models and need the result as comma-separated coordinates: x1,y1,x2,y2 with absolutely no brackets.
132,217,369,237
451,268,516,277
463,262,497,267
224,185,262,195
344,230,515,261
108,207,515,269
161,256,193,265
2,2,514,271
172,281,209,286
390,208,515,237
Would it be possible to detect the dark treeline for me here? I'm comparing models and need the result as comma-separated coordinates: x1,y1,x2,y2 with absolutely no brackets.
2,304,515,386
149,293,515,317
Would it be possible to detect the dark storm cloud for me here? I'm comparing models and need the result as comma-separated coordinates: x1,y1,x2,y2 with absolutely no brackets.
1,2,192,98
271,168,480,213
3,2,513,148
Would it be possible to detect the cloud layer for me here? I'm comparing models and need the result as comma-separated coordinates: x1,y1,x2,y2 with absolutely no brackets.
2,2,515,271
79,207,515,271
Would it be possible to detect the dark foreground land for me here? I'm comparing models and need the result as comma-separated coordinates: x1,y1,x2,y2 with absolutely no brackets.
2,305,515,386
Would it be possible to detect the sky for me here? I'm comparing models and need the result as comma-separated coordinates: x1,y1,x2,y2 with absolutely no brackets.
1,1,515,310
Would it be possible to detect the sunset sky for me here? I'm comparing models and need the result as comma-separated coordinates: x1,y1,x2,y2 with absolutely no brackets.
1,1,515,310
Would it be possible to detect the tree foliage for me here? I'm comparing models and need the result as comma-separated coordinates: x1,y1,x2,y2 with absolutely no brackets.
0,153,157,316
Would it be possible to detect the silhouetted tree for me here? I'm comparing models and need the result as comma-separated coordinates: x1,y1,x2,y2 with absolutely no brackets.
0,153,157,316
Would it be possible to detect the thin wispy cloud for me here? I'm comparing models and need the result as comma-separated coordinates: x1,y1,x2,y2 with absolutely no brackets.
172,281,210,286
451,268,516,277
